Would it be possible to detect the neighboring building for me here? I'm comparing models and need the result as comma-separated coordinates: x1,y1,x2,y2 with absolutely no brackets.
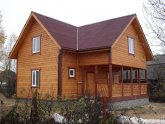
9,12,153,107
147,54,165,84
0,70,16,88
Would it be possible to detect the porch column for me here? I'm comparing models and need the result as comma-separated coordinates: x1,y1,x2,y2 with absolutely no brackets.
138,69,141,95
94,65,98,96
109,49,113,99
130,67,133,96
58,49,63,97
121,65,124,96
82,67,85,96
145,70,147,83
145,69,148,95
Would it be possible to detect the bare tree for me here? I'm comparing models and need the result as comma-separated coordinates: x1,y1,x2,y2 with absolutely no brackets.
143,0,165,53
0,33,17,71
0,34,17,97
0,11,6,60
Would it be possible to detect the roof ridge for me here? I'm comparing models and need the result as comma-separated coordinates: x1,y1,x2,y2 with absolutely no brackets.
32,11,136,29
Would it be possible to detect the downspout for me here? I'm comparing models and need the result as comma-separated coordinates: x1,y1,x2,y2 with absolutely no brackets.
58,48,63,97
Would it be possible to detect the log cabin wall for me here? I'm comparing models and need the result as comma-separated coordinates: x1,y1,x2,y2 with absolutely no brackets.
112,23,147,69
78,51,109,66
61,51,110,98
61,51,81,99
17,21,59,99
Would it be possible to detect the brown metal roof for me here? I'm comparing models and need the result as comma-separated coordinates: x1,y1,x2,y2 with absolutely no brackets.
33,12,77,50
78,14,135,50
34,12,135,50
9,12,153,60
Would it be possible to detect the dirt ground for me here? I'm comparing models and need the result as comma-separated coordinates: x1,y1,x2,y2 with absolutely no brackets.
114,102,165,120
0,93,165,120
0,93,15,118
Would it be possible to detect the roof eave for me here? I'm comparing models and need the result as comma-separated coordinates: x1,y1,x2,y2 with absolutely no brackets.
9,13,34,59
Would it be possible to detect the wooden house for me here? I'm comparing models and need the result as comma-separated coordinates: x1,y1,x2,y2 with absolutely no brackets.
9,12,153,107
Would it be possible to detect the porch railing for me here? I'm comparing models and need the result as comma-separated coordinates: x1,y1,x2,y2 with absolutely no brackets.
77,82,148,98
97,83,148,98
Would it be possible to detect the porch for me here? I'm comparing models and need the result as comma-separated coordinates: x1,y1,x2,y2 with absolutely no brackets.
77,65,148,102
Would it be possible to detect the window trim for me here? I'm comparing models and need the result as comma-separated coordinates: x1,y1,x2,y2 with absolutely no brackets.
32,35,41,54
31,69,40,88
68,67,76,79
128,37,135,55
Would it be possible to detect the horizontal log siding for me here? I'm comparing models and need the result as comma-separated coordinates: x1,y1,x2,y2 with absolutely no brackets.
96,83,147,98
96,66,108,96
62,52,81,99
112,23,147,69
78,51,109,66
17,21,59,99
141,84,147,95
133,84,140,95
123,84,132,96
97,83,109,97
112,84,122,97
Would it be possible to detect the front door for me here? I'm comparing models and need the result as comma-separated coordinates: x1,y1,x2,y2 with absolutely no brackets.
86,73,95,96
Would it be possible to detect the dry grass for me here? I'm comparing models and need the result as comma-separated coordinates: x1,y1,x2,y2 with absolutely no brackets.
0,93,15,118
115,102,165,120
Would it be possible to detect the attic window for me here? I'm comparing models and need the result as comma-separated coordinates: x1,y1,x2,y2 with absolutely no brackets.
128,37,135,54
32,36,40,53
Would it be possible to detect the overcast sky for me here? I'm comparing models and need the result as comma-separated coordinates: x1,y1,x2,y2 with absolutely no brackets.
0,0,161,53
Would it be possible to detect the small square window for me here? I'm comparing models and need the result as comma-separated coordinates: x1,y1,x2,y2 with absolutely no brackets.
32,36,40,53
128,37,135,54
69,68,75,78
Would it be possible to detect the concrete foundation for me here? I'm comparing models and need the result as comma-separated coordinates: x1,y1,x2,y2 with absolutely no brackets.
109,98,149,110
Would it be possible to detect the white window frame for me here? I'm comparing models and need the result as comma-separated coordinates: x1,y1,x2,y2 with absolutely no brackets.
32,70,40,87
32,36,40,53
69,68,75,78
128,37,135,54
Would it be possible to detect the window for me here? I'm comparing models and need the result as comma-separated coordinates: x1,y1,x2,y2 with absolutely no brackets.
132,70,138,83
32,70,40,87
123,70,130,83
32,36,40,53
140,69,146,83
128,37,135,54
69,68,75,78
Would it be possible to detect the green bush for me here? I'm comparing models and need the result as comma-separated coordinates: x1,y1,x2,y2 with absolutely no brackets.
56,96,102,124
0,91,119,124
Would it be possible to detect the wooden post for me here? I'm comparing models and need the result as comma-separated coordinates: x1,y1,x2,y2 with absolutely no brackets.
130,67,133,96
145,70,147,83
145,70,148,95
82,67,85,96
94,65,98,97
138,69,141,95
109,49,113,100
58,49,63,97
121,66,124,96
102,96,106,124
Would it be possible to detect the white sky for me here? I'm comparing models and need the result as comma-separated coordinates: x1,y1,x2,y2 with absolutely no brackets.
0,0,161,54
